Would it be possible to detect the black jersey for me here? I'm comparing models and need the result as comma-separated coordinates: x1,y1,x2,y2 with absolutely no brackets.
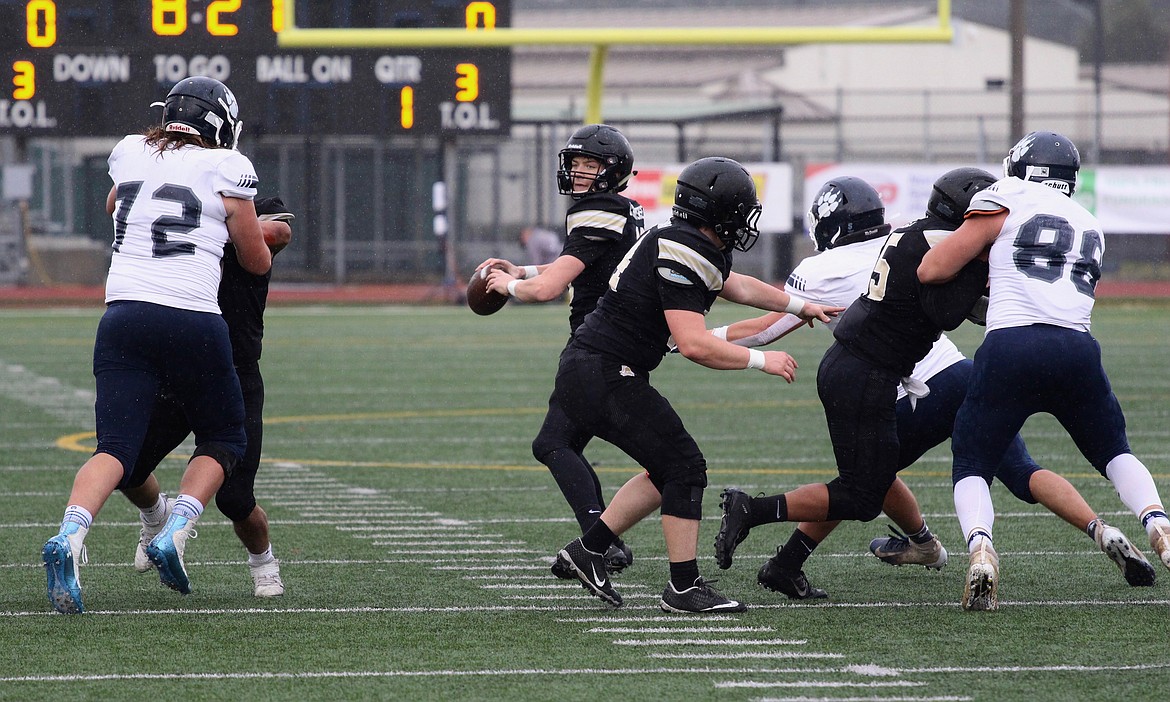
560,191,644,332
573,219,731,373
218,244,271,367
832,214,987,377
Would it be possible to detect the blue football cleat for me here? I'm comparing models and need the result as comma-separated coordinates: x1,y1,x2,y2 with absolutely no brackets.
145,514,197,595
42,529,85,614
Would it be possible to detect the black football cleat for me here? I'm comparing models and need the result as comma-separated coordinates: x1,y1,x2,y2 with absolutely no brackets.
558,538,622,607
714,488,753,570
757,555,828,600
660,577,746,613
604,542,634,575
550,552,575,580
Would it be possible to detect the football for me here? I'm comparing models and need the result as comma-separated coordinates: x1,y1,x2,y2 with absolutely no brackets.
466,264,509,316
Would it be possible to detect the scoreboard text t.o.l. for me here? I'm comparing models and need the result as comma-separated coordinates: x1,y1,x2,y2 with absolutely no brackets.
0,0,512,137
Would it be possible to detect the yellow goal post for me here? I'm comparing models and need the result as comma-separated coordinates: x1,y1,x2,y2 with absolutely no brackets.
278,0,954,125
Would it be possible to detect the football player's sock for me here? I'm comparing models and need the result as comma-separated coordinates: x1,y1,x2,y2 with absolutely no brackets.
967,529,993,552
668,559,700,589
1085,518,1102,539
573,504,605,533
908,520,935,545
61,505,93,532
773,528,819,570
1140,509,1170,535
247,545,275,567
59,506,91,554
140,493,168,527
172,495,205,521
542,448,605,530
1105,453,1166,522
953,475,994,552
748,494,787,526
580,519,616,555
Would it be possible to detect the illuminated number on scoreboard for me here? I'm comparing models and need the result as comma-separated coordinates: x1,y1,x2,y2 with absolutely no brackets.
400,86,414,129
454,63,478,101
153,0,187,36
271,0,284,33
207,0,241,37
12,61,35,100
26,0,57,47
150,0,246,37
466,2,496,30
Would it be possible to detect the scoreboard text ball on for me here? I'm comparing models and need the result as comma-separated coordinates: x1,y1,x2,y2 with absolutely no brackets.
1,0,512,136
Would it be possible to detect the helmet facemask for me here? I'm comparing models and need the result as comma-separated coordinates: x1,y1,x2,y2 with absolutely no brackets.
715,200,762,252
556,150,631,199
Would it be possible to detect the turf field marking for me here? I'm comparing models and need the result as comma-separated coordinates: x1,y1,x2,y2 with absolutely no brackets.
589,626,773,634
719,681,926,689
0,666,886,683
650,652,844,660
558,615,740,622
0,361,94,428
360,532,504,539
614,638,810,646
481,583,650,591
337,524,472,531
463,571,559,579
748,692,968,697
501,592,660,601
371,539,525,547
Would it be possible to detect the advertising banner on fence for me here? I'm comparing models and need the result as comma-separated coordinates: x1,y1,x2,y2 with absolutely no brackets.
806,163,1170,234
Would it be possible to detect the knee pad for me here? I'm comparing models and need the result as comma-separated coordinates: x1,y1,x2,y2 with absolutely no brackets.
825,479,885,522
660,472,707,520
192,441,241,479
531,434,558,463
214,487,256,523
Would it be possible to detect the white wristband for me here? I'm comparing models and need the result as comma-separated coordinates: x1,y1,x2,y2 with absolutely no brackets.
746,348,766,370
711,326,729,341
506,279,521,297
523,265,539,279
784,295,805,315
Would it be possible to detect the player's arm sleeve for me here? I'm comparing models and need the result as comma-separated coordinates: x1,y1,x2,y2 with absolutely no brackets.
215,152,259,200
655,236,720,313
561,200,628,266
920,259,989,331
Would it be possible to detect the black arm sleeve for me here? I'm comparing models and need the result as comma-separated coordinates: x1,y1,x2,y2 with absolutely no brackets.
920,260,989,331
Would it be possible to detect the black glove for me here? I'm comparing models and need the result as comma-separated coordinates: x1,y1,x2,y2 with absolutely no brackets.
255,196,294,221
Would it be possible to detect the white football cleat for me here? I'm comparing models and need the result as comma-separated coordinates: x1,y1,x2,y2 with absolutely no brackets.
962,540,999,612
1092,520,1154,586
134,496,174,573
1149,522,1170,570
250,560,285,597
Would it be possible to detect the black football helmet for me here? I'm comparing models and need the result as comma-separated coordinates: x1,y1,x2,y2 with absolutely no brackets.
154,77,242,149
672,157,762,252
927,167,997,225
806,176,890,251
1003,130,1080,196
556,124,635,199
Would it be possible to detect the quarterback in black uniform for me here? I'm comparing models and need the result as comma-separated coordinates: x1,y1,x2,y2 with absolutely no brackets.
714,175,988,574
553,157,841,613
477,124,644,574
119,196,292,598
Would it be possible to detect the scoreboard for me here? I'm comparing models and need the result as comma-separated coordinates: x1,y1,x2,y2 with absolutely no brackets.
0,0,512,137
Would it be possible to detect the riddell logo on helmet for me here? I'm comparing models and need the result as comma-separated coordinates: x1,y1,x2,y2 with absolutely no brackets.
165,123,199,135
